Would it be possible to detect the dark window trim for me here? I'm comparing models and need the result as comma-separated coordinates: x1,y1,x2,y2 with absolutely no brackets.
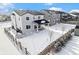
26,25,31,29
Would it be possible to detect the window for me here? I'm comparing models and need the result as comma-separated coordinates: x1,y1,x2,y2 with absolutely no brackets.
26,25,31,29
38,16,40,19
12,25,14,29
33,16,35,19
26,17,29,20
34,25,37,29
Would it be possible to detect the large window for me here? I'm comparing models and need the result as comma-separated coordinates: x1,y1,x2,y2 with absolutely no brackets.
26,17,29,20
26,25,31,29
12,13,15,16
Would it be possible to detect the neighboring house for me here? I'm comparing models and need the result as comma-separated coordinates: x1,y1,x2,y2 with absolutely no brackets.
0,15,11,22
60,12,73,22
11,10,49,35
41,10,61,26
70,12,79,21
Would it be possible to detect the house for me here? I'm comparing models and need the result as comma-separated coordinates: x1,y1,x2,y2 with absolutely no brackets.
70,12,79,21
0,15,11,22
41,10,61,26
11,10,49,35
60,12,73,22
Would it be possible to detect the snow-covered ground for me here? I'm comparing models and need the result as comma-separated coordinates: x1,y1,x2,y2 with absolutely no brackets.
0,22,20,55
42,23,76,34
18,30,62,55
18,23,76,55
50,23,76,32
55,35,79,55
0,22,76,55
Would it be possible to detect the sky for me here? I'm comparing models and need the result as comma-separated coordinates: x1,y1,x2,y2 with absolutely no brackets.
0,3,79,14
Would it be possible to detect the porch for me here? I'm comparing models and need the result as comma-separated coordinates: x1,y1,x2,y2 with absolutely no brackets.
34,19,49,32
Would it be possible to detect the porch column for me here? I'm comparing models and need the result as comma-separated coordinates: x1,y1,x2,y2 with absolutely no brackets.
48,23,49,27
36,24,39,32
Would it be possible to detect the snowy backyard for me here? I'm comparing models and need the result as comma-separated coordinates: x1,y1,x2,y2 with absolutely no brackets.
0,21,79,55
17,23,76,55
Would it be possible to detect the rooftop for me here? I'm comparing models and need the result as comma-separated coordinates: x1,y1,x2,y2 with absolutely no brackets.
43,9,66,14
14,10,44,16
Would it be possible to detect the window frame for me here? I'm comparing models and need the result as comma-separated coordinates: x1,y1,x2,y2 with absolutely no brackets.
38,16,40,19
26,17,29,20
26,25,31,29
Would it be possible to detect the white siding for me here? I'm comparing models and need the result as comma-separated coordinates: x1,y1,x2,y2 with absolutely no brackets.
33,15,44,21
11,12,17,29
11,12,23,31
21,13,34,35
21,13,44,35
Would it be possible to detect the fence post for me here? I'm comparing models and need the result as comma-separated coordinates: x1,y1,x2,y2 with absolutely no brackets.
18,42,22,50
25,48,28,55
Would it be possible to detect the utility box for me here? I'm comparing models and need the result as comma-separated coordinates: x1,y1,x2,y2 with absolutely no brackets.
74,25,79,36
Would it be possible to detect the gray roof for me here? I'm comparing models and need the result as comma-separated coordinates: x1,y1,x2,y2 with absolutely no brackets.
71,12,79,15
42,9,65,14
14,10,44,16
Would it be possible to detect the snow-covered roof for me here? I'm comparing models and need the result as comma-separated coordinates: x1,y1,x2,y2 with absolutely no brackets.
70,10,79,13
44,9,65,14
69,10,79,15
70,14,77,17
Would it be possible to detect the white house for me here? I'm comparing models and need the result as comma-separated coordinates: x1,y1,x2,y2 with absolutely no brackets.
11,10,49,35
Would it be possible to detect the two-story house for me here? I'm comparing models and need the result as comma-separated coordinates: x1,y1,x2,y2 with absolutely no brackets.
11,10,49,35
41,10,61,26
